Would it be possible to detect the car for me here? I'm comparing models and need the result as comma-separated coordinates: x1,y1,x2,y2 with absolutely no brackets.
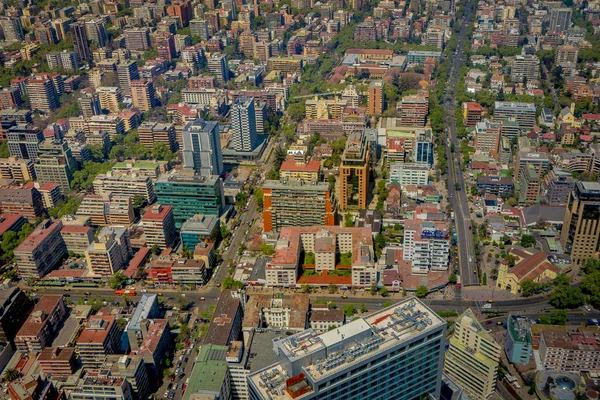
473,270,477,273
179,383,184,390
84,291,90,296
167,384,173,390
200,297,205,301
164,391,169,398
487,300,493,303
468,226,471,230
184,358,189,363
141,289,148,293
177,361,182,368
175,369,180,375
584,305,592,312
64,287,70,291
169,391,175,399
217,283,221,287
486,329,492,333
486,320,492,325
376,303,382,307
187,348,192,355
158,292,163,296
341,295,348,299
497,321,503,326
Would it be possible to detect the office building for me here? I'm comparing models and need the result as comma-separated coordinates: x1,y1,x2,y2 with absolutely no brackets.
71,22,91,62
402,219,450,273
505,315,532,365
368,80,384,115
0,185,45,219
549,8,572,32
248,298,446,400
339,131,370,211
124,28,151,51
0,287,34,344
131,80,158,112
262,180,335,232
474,120,502,158
142,204,177,249
0,157,35,182
7,126,45,161
76,316,121,370
0,18,24,42
398,94,428,127
207,54,229,85
37,347,78,377
26,76,60,113
179,214,219,250
183,344,232,400
182,119,223,176
389,163,429,188
510,55,540,83
444,308,501,399
560,181,600,265
494,102,536,128
117,61,140,96
14,220,66,278
542,169,575,205
514,151,549,180
14,295,67,353
231,96,258,152
155,171,224,227
34,140,76,191
93,172,156,203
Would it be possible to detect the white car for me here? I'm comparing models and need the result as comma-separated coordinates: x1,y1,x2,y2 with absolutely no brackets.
584,305,592,312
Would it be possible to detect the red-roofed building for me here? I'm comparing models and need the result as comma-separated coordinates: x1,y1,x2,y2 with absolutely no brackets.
463,102,483,127
15,295,67,353
497,249,560,294
15,219,67,278
37,182,62,209
0,213,25,236
123,247,150,279
135,319,171,380
37,347,78,377
76,315,121,370
279,157,321,182
60,225,93,254
141,204,177,249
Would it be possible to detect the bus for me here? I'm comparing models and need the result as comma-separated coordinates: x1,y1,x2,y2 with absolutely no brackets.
115,289,136,296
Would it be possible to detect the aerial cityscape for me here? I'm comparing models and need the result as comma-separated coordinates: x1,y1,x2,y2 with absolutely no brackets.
0,0,599,398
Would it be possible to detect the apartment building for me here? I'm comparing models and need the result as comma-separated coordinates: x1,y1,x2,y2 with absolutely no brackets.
14,220,67,278
14,295,67,353
86,115,126,137
262,180,335,232
555,45,579,68
0,287,34,344
85,235,127,277
26,75,60,113
518,164,541,204
60,225,93,254
0,185,45,219
37,347,78,377
6,125,44,161
494,102,536,128
207,54,229,84
403,219,450,273
34,140,76,191
93,172,156,203
76,316,121,369
389,163,429,188
540,329,600,371
474,120,502,158
514,151,550,180
279,158,321,182
248,299,446,400
141,204,177,249
138,122,177,152
131,79,158,112
368,80,384,116
124,28,151,51
542,169,575,205
0,157,35,182
98,87,123,113
510,55,540,83
398,94,428,127
339,131,370,211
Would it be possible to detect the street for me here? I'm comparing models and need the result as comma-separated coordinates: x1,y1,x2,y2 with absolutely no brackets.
443,0,479,286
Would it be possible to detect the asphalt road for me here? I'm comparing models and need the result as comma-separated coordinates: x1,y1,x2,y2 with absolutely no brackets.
443,0,479,286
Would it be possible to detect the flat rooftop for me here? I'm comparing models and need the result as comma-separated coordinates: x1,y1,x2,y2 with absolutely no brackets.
248,298,445,400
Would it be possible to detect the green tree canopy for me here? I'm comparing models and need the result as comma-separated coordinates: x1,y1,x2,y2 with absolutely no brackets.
415,285,429,298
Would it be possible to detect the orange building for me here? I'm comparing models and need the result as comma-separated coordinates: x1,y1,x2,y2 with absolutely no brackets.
367,80,384,115
339,131,370,211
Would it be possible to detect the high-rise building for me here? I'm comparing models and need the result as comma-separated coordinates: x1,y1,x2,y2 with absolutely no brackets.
494,102,536,128
117,61,140,96
182,119,223,176
138,122,177,152
34,140,76,191
156,33,176,61
26,75,60,113
462,102,484,127
46,50,79,71
93,172,156,203
231,96,258,152
510,55,540,83
0,157,35,182
167,0,193,27
474,120,502,158
76,316,121,370
368,80,384,115
14,295,67,352
78,88,102,119
398,94,428,127
14,219,67,278
262,180,336,232
141,204,178,249
155,170,224,227
549,8,572,32
131,79,158,112
190,19,209,40
505,315,532,365
239,31,256,57
98,86,123,113
248,298,446,400
560,181,600,265
341,85,361,107
415,130,434,166
339,131,370,210
0,287,34,344
0,87,23,109
71,22,91,62
444,308,501,399
207,54,229,85
0,17,24,42
555,44,579,68
7,125,45,160
124,28,151,51
0,185,45,219
542,168,575,205
518,164,541,204
85,19,108,47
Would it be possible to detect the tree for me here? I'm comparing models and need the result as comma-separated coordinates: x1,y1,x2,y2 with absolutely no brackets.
344,213,354,227
259,244,274,256
582,258,600,274
109,272,127,289
3,368,19,382
369,282,378,296
339,252,352,266
177,294,190,310
549,285,582,309
415,285,429,298
87,143,106,162
520,234,536,248
360,303,368,313
449,272,457,284
254,189,264,211
151,244,161,256
343,304,357,317
379,287,389,297
528,382,536,395
304,252,315,265
182,246,193,259
132,194,146,212
0,141,9,158
374,232,385,259
520,279,538,297
328,283,337,294
300,283,311,293
550,310,567,325
553,273,570,287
